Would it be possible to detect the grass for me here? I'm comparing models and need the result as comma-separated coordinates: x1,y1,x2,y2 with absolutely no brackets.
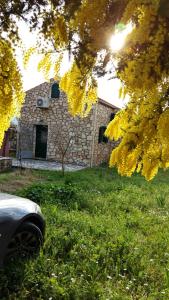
1,167,169,299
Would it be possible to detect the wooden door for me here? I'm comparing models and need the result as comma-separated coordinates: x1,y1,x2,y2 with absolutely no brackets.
35,125,48,159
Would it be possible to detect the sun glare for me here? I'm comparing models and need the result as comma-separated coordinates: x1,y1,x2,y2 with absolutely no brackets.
110,23,133,52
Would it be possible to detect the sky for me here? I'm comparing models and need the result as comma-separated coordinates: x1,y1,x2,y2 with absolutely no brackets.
16,22,127,109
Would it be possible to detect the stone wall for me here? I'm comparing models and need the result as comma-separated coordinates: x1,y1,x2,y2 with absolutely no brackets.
91,101,118,166
18,123,34,159
0,157,12,172
20,80,119,166
0,127,17,157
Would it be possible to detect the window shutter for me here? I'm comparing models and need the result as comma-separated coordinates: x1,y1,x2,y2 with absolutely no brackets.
51,83,60,98
110,113,115,121
98,126,108,144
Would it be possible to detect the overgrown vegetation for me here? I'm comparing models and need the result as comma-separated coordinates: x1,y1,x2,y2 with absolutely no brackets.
1,167,169,299
20,182,82,209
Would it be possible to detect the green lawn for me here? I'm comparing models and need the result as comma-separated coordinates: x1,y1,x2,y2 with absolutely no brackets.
1,167,169,299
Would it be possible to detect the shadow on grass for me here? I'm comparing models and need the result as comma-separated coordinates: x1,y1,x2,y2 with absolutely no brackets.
0,260,26,298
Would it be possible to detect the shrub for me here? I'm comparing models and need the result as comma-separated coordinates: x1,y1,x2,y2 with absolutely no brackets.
20,184,51,205
53,183,79,203
21,182,82,209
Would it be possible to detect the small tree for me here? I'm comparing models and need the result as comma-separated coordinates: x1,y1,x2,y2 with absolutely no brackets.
54,126,77,176
51,104,80,176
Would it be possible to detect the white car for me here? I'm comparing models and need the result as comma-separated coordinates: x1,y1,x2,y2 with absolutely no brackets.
0,193,45,266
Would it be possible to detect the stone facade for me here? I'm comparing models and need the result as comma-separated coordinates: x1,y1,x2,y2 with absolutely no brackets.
92,100,117,166
0,127,17,157
0,157,12,172
19,80,119,166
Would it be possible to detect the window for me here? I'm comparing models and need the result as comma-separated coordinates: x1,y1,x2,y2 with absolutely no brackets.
51,82,60,98
98,126,108,144
110,112,115,121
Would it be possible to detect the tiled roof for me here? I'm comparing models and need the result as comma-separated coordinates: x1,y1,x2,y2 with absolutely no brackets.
98,98,120,110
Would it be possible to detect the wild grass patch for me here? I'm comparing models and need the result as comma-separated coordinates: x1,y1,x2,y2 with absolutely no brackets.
1,167,169,299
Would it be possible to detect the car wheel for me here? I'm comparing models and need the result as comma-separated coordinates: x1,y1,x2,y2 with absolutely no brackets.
6,221,43,262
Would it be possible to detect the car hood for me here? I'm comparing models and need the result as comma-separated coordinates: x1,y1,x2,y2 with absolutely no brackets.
0,193,41,220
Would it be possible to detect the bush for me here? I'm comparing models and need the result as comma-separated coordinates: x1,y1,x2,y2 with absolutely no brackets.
20,182,82,209
20,184,51,205
52,183,79,204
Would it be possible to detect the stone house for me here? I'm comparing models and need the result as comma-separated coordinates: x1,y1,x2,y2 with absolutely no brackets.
18,79,119,167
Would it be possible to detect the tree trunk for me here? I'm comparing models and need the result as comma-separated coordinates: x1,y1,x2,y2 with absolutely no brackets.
61,157,65,176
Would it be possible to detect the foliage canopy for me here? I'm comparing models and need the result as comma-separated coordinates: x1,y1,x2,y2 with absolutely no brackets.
1,0,169,180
